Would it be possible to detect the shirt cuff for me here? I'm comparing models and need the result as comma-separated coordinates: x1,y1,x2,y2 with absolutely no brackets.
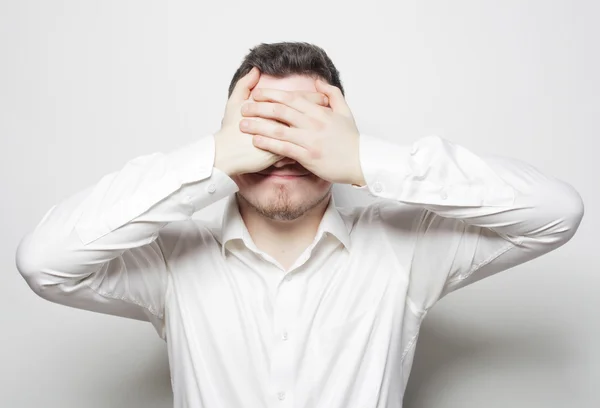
183,166,240,213
353,133,412,198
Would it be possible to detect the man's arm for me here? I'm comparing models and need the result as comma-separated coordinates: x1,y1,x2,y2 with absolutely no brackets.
237,82,584,312
14,67,302,338
15,135,238,338
355,134,584,310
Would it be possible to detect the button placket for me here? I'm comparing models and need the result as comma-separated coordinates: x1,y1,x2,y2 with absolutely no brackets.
270,273,299,405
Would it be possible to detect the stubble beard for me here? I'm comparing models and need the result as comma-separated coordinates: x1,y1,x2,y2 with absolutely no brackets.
237,184,332,222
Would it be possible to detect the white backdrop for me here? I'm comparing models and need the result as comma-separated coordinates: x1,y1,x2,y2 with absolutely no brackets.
1,1,597,407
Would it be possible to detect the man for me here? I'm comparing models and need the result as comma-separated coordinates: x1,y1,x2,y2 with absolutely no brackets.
16,42,584,407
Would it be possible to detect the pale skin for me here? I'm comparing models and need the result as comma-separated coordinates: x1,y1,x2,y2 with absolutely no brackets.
214,68,366,269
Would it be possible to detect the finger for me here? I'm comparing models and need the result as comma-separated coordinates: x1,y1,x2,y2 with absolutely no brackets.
239,118,308,148
252,134,307,163
315,79,352,117
252,116,290,127
251,88,330,121
292,90,329,107
241,101,312,129
230,67,261,104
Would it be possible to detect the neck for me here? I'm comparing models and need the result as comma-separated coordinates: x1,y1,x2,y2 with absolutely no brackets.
237,193,331,267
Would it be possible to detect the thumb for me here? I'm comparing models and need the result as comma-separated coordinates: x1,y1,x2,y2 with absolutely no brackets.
315,79,351,116
230,67,261,103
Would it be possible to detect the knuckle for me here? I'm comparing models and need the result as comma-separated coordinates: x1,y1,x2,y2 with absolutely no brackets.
281,144,292,157
272,104,285,117
273,125,286,138
308,140,323,159
308,147,321,160
240,119,253,131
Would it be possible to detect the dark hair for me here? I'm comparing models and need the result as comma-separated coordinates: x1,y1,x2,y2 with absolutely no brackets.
227,42,344,98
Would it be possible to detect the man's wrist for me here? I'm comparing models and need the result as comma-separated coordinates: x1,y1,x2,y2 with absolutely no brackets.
213,132,238,177
214,156,237,178
350,159,367,187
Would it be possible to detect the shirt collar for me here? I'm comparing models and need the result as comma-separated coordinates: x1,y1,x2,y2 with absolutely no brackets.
220,193,351,257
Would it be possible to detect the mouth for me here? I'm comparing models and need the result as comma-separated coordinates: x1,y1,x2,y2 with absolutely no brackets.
256,172,309,179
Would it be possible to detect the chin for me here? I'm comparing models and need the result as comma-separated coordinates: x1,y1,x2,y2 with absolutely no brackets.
235,175,333,221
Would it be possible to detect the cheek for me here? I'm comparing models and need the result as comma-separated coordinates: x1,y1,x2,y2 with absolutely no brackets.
314,178,331,190
303,178,332,196
232,174,265,190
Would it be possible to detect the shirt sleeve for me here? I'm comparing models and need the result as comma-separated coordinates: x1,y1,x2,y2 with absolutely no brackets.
354,134,584,311
15,135,239,339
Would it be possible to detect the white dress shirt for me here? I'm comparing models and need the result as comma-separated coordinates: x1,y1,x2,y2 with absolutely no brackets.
16,133,584,408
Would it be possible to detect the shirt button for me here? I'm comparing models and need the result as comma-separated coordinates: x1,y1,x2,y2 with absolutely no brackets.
373,182,384,193
411,145,418,155
207,184,216,194
278,392,286,400
282,331,288,341
440,191,448,200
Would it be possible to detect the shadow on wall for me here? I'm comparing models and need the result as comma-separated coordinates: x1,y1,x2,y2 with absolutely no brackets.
403,307,574,407
332,183,576,406
96,340,173,408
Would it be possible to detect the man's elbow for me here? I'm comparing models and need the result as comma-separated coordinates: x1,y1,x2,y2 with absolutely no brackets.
554,182,585,244
15,232,54,296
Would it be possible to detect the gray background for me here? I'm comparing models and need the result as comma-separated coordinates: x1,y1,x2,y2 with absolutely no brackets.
1,0,597,407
